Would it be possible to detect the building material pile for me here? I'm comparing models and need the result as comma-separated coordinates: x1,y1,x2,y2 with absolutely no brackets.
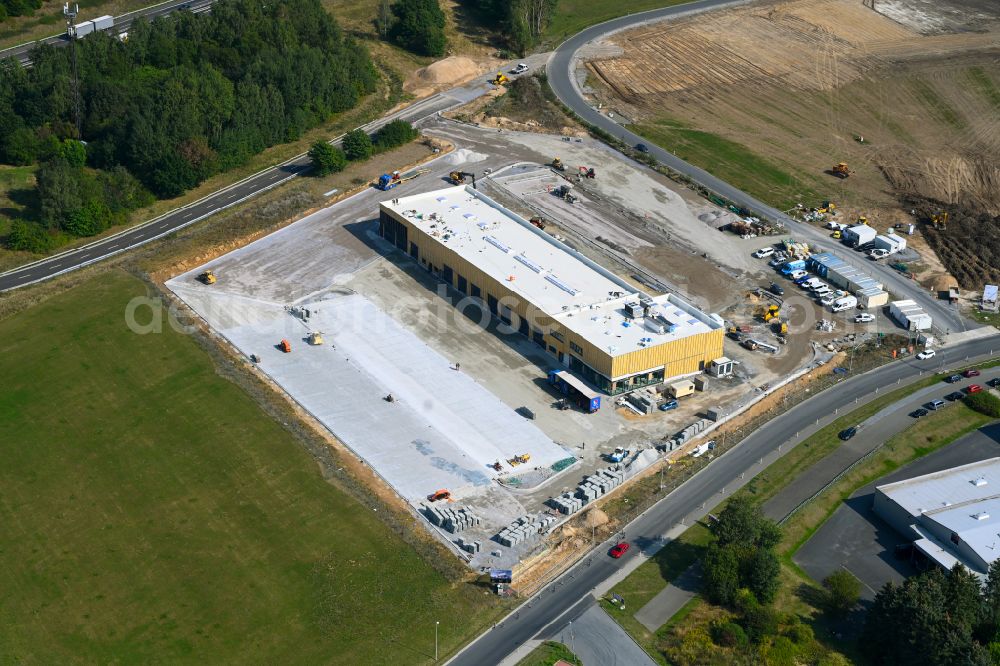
494,514,558,547
455,537,482,554
421,504,482,533
574,467,625,504
548,492,585,515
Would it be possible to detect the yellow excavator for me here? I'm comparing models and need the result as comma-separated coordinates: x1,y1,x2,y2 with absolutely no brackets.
551,157,566,171
491,72,509,86
831,162,853,178
198,270,216,285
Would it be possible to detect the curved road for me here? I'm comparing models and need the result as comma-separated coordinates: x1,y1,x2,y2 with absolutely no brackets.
448,332,1000,665
546,0,971,335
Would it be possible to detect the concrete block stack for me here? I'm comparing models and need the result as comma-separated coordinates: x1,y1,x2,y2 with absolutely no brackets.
494,514,556,547
548,492,584,515
573,467,624,504
421,504,482,534
671,419,712,450
456,537,481,554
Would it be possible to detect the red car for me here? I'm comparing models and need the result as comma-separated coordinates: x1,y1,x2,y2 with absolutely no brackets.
609,542,630,558
966,384,983,394
964,369,981,378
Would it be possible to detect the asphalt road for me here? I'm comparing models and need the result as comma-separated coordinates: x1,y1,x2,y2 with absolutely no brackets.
545,0,971,335
0,0,213,66
448,335,1000,665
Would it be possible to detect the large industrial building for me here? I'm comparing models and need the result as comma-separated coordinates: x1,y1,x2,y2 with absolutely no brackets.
874,458,1000,579
378,186,725,395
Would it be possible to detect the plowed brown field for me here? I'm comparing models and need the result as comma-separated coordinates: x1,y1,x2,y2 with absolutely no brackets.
585,0,1000,286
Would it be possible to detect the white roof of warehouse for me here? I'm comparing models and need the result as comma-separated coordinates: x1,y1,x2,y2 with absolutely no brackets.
382,186,721,357
877,458,1000,517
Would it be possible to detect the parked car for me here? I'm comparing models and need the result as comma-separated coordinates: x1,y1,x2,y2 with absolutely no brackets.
946,391,965,401
910,408,929,418
788,270,808,281
855,313,875,323
659,399,679,412
635,143,649,153
754,247,775,258
769,282,784,296
839,426,859,441
512,62,529,74
926,399,946,410
813,286,832,297
916,349,936,360
869,249,890,260
988,378,1000,388
966,384,983,394
609,542,630,558
964,369,981,378
945,374,963,383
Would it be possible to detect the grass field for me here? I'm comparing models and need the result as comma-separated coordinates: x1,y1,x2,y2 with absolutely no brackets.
542,0,692,46
0,271,499,664
634,117,825,211
516,641,582,666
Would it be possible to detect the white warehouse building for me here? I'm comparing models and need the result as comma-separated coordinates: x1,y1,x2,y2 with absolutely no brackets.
872,233,907,254
874,458,1000,579
889,299,932,331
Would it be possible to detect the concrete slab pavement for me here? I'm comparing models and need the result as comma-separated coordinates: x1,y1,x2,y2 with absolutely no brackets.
633,563,702,632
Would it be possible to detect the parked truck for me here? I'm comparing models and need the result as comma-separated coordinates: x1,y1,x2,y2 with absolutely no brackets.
71,14,113,38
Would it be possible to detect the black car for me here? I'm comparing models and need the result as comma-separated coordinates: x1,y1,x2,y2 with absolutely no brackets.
769,282,785,296
839,426,858,441
988,378,1000,388
945,374,963,384
636,143,649,153
946,391,965,401
910,408,929,418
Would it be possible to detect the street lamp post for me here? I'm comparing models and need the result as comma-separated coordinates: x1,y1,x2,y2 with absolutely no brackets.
435,621,439,661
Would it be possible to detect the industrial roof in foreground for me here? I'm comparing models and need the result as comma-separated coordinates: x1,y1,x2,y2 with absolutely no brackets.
380,186,723,357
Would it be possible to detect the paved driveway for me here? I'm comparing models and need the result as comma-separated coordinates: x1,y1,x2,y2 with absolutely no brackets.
550,602,657,666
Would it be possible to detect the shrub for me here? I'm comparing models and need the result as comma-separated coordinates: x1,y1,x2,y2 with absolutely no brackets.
308,141,347,176
784,621,814,645
741,604,778,643
710,620,748,648
823,570,861,616
5,220,56,253
342,129,374,161
374,120,418,151
964,391,1000,417
765,635,799,666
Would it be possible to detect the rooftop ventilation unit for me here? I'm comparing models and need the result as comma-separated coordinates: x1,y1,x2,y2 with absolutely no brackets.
514,254,544,273
974,512,991,521
624,302,643,319
974,477,988,487
484,235,510,253
545,274,578,295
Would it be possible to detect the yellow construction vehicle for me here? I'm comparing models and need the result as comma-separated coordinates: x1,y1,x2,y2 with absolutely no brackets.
763,304,780,323
507,453,531,466
308,331,324,346
427,489,452,502
932,212,949,229
831,162,853,178
551,157,566,171
773,320,788,335
831,230,842,239
198,270,216,285
449,171,465,185
491,72,509,86
857,215,868,225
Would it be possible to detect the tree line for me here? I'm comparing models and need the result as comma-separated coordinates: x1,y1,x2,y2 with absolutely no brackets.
0,0,377,252
462,0,557,55
308,121,419,176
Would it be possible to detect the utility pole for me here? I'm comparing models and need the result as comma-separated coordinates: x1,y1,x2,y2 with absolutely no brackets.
435,621,439,661
64,3,83,136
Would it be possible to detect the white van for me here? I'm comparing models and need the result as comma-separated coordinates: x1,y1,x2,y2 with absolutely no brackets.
801,277,822,289
788,269,808,280
809,281,830,292
832,295,858,312
754,247,775,259
813,285,832,297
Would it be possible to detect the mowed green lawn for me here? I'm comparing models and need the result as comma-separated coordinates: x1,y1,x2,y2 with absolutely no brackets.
0,272,492,664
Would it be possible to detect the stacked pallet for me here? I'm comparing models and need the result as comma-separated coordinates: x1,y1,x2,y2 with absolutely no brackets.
548,492,584,515
495,513,557,547
574,467,624,504
422,504,482,534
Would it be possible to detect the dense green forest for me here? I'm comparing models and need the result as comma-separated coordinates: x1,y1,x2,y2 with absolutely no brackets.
0,0,377,251
462,0,557,54
0,0,42,22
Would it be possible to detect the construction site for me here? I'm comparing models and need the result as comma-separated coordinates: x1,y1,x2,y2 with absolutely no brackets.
165,112,916,575
582,0,1000,302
